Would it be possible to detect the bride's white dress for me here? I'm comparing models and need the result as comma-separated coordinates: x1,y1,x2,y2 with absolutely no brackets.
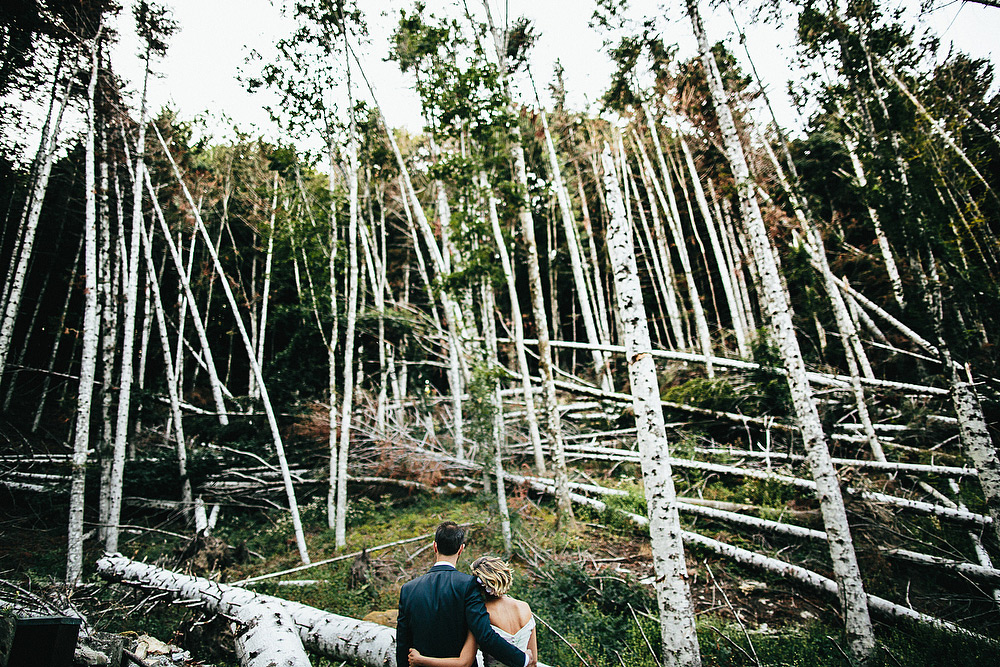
477,617,535,667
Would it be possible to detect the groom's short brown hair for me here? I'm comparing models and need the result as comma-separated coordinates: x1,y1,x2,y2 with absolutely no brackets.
434,521,466,555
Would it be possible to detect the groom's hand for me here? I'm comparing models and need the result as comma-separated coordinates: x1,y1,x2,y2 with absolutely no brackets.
525,648,537,667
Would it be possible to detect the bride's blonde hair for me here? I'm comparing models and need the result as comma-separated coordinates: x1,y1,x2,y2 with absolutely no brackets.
471,556,512,598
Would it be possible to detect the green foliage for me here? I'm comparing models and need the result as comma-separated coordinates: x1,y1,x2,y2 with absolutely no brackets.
602,485,650,532
663,378,740,412
464,361,507,449
515,561,659,666
747,331,793,417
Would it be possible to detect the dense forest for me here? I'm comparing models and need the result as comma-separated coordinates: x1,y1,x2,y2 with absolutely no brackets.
1,1,999,666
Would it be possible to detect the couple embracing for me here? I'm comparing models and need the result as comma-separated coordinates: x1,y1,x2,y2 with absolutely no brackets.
396,521,539,667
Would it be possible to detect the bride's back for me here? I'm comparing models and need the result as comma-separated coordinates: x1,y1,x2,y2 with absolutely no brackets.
484,596,532,635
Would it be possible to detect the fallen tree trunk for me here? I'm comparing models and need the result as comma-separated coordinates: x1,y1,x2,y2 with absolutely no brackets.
884,548,1000,586
682,532,994,644
98,555,395,665
99,554,554,667
525,443,991,526
517,470,995,643
233,603,312,667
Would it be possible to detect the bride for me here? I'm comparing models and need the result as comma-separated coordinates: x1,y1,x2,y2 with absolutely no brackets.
407,556,538,667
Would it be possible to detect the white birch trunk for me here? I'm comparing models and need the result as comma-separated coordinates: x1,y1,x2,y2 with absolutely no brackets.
97,130,117,541
103,44,158,554
623,144,675,344
254,173,279,399
143,169,230,419
843,134,905,308
0,70,69,380
98,556,394,666
576,166,613,348
759,135,884,461
67,40,101,585
682,532,992,642
139,217,193,512
676,131,749,357
334,129,360,550
483,173,545,473
514,153,573,524
685,2,875,659
622,134,686,350
233,603,312,667
640,108,714,372
876,58,996,199
153,124,310,565
950,373,1000,548
538,105,611,389
481,274,513,556
600,144,702,667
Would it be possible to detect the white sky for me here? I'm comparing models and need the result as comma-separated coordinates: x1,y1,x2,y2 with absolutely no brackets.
109,0,1000,150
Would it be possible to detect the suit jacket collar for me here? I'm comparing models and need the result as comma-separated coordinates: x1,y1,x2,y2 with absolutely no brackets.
429,563,457,573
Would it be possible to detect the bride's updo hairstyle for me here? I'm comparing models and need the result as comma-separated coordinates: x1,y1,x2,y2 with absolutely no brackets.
471,556,512,599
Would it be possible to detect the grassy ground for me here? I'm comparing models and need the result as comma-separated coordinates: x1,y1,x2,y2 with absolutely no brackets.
2,480,998,667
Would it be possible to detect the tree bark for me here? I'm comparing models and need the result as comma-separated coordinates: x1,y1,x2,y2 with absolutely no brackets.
483,173,545,474
684,4,875,659
67,38,102,586
153,123,310,565
233,603,312,667
600,144,702,667
334,109,360,550
98,556,394,666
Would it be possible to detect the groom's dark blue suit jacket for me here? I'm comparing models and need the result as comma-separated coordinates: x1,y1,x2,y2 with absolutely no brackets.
396,563,525,667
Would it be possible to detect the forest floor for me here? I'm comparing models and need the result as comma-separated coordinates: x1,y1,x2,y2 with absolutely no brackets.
3,465,1000,667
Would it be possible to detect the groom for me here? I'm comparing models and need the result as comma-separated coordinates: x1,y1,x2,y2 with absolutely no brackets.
395,521,534,667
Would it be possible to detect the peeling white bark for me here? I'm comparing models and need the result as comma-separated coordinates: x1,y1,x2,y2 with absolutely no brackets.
233,603,312,667
600,144,702,667
98,556,394,665
67,39,101,586
684,2,874,658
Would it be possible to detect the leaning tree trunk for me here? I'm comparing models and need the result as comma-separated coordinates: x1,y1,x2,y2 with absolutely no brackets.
481,273,513,557
103,45,157,553
640,106,714,373
537,102,612,390
334,106,360,550
601,144,702,667
139,216,192,511
253,173,278,401
483,173,546,475
67,38,101,586
675,128,749,357
0,67,69,385
154,124,310,565
926,253,1000,552
758,134,884,462
685,1,875,661
142,169,231,421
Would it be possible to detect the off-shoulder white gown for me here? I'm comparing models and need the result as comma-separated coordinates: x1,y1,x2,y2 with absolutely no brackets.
478,617,535,667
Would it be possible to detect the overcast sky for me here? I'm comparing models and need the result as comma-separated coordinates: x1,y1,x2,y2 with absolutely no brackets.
109,0,1000,149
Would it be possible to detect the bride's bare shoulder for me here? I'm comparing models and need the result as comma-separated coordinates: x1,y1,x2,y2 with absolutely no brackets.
509,597,533,624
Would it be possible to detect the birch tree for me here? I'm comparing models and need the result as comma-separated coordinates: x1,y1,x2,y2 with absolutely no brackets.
154,123,310,565
684,1,875,660
601,143,701,667
103,2,179,553
67,27,102,585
